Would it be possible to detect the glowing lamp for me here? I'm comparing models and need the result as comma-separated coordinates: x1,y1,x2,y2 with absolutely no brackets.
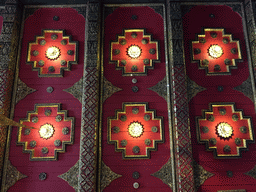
127,45,141,59
46,46,60,60
128,122,144,138
217,122,233,138
208,45,223,59
39,124,54,139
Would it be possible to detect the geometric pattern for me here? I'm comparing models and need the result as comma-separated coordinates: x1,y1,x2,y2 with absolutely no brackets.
103,77,122,103
108,103,164,159
15,77,36,104
192,28,242,75
110,29,160,76
192,160,214,190
3,160,27,191
244,164,256,180
148,76,167,101
100,161,122,191
58,161,79,192
27,29,78,77
197,103,254,158
151,158,173,190
78,67,98,192
63,77,83,103
233,77,254,104
17,103,74,161
187,76,206,102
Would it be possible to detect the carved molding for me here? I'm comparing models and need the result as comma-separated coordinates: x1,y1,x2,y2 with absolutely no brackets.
192,160,214,189
101,161,122,191
4,160,27,191
187,76,206,102
58,161,79,192
233,77,254,103
151,158,173,190
148,76,167,101
103,77,122,103
63,77,83,103
16,78,36,104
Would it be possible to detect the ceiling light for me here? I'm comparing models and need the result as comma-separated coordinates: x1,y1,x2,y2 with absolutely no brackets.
127,45,141,59
208,44,223,59
128,121,144,138
46,46,60,60
39,123,54,139
217,122,233,138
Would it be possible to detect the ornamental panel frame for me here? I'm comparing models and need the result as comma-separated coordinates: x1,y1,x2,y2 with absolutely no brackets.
26,29,78,77
110,28,160,76
196,102,254,158
107,102,164,159
191,28,242,75
17,103,75,161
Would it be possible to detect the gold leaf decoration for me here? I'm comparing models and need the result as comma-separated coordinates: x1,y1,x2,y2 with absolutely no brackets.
192,160,214,189
101,161,122,191
187,76,206,102
233,77,254,103
16,78,36,104
148,76,167,101
63,78,83,103
103,77,122,103
4,160,27,191
58,161,79,192
151,158,173,190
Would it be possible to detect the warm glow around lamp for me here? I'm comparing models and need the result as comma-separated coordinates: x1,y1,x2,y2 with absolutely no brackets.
217,122,233,138
127,45,142,59
46,46,60,60
208,44,223,59
128,121,144,138
39,123,55,139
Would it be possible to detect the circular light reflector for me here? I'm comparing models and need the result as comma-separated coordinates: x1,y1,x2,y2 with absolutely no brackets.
46,46,60,60
217,122,233,138
208,44,223,59
127,45,141,59
39,123,54,139
128,122,144,138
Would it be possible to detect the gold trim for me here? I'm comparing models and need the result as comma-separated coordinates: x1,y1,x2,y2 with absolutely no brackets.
110,28,160,76
27,29,78,77
191,28,242,75
196,103,254,158
17,103,75,161
107,102,164,159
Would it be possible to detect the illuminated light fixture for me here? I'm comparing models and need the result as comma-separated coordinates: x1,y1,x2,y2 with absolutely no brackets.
127,45,142,59
39,123,54,139
128,121,144,138
217,122,233,138
208,44,223,59
46,46,60,60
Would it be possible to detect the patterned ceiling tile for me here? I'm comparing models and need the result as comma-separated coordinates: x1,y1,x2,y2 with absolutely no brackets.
63,77,83,103
17,103,74,161
148,76,167,101
15,78,36,104
192,160,214,190
197,103,254,158
233,77,254,103
151,158,173,190
27,29,78,77
110,29,160,76
108,103,164,159
187,76,206,102
58,161,79,192
4,160,27,191
192,28,242,75
100,161,122,191
103,77,122,103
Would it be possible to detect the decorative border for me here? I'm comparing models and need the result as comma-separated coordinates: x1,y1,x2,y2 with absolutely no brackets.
16,103,75,161
107,102,164,159
196,102,254,158
110,28,160,76
191,28,243,75
26,29,78,77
